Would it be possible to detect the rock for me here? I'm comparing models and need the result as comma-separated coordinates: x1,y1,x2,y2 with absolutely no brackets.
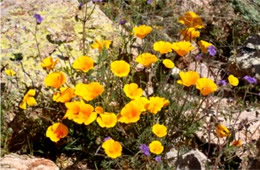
0,0,122,88
195,95,260,142
188,62,221,82
0,153,58,170
175,149,208,170
0,0,123,109
178,0,213,14
235,109,260,142
228,34,260,83
166,148,178,167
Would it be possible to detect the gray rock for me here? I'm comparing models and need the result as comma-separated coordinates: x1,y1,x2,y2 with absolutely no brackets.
166,148,178,167
175,149,209,170
228,34,260,83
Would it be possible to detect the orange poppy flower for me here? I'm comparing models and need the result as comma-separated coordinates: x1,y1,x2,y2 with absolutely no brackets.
123,83,143,99
231,140,242,147
95,106,104,114
46,122,68,142
162,59,175,69
76,103,97,125
147,97,167,114
41,57,58,70
152,124,167,137
195,78,218,96
64,101,81,120
133,97,149,112
153,41,172,54
44,72,66,88
91,39,112,51
110,60,130,77
19,89,37,110
177,71,200,87
5,69,16,76
96,112,117,128
215,124,230,138
75,82,104,101
198,40,214,53
179,27,200,41
178,11,204,29
133,25,152,39
72,56,94,72
102,138,122,159
118,100,143,123
136,53,158,67
149,140,164,155
172,41,194,57
53,87,75,103
228,75,239,86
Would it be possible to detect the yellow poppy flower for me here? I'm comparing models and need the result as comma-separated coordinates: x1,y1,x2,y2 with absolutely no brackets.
136,53,158,67
96,112,117,128
5,69,16,76
123,83,143,99
149,140,164,155
231,140,242,147
65,101,96,125
153,41,172,54
163,99,170,107
178,11,204,29
162,59,175,69
91,39,112,51
102,138,122,159
147,97,166,114
19,89,37,110
110,60,130,77
133,97,149,112
172,41,194,57
179,27,200,41
76,103,97,125
118,100,143,124
95,106,104,114
53,87,75,103
40,57,58,70
72,56,94,72
228,75,239,86
198,40,214,53
75,82,104,101
133,25,152,39
195,78,218,96
152,124,167,137
177,71,200,87
64,101,81,120
46,122,68,143
44,72,66,88
215,124,230,138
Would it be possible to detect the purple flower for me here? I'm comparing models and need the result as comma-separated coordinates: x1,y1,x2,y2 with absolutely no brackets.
119,19,126,25
155,156,162,162
104,136,112,141
92,0,103,2
218,80,227,86
147,0,153,4
79,3,83,9
139,144,150,156
243,75,257,84
34,14,43,24
195,53,203,60
258,92,260,96
208,46,216,56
